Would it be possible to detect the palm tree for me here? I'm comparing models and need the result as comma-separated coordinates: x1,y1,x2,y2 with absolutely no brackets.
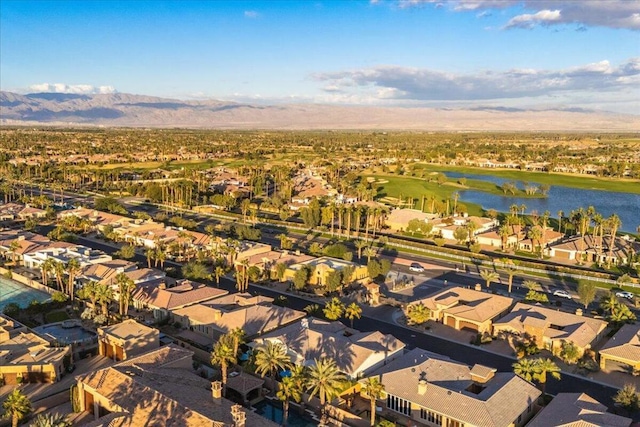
345,302,362,328
277,376,302,427
361,377,385,427
606,214,621,268
498,224,511,251
512,358,537,382
323,297,345,321
115,273,135,317
211,334,236,397
229,327,246,358
533,358,561,395
363,246,376,263
145,248,154,268
600,292,619,316
479,269,499,288
213,265,226,287
29,412,71,427
65,258,81,301
254,341,292,384
40,257,56,288
8,240,20,264
307,358,346,417
2,388,32,427
95,282,114,318
77,280,99,311
156,248,166,270
500,258,518,293
354,240,367,260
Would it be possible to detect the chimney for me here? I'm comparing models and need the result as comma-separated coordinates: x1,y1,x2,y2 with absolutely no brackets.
231,404,246,427
575,308,583,316
211,381,222,403
474,283,482,291
418,379,427,395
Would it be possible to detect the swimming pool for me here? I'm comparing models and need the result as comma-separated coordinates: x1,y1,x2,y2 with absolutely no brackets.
0,275,51,311
253,399,319,427
33,321,98,346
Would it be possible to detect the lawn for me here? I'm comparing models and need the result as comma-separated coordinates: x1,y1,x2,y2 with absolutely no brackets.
412,164,640,195
45,311,70,323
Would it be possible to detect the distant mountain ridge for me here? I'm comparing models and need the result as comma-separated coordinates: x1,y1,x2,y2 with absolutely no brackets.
1,90,638,131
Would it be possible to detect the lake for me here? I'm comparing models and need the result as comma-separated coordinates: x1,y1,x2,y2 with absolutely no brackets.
444,172,640,233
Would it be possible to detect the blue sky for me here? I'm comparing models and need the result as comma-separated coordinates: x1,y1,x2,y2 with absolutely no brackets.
1,0,639,113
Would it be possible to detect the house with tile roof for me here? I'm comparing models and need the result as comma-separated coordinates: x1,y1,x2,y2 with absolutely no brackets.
97,319,159,361
172,293,306,343
475,224,525,250
75,345,276,427
526,393,632,427
599,323,640,372
386,209,435,232
364,347,541,427
77,259,139,286
548,234,640,266
493,302,607,357
58,207,131,232
17,205,47,220
0,330,71,385
253,318,405,379
132,279,228,321
282,256,369,287
0,202,24,221
407,286,514,334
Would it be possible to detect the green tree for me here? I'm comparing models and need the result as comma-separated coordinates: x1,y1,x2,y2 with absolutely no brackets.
29,413,71,427
307,358,346,417
229,327,246,358
213,265,226,287
500,258,518,294
533,358,561,395
254,341,292,383
182,261,211,281
512,358,537,382
277,376,302,427
453,226,469,244
559,340,580,365
211,334,236,397
115,272,135,317
613,384,640,412
325,270,343,293
577,281,597,309
361,377,385,427
65,258,81,301
406,303,430,326
480,269,499,288
323,297,345,321
2,389,31,427
275,263,288,281
95,282,114,319
367,259,382,280
115,244,136,260
345,302,362,328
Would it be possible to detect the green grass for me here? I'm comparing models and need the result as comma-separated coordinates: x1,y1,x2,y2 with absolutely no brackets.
412,164,640,195
45,311,70,323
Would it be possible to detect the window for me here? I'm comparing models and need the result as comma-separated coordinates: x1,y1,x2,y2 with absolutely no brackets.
420,408,442,425
386,394,411,416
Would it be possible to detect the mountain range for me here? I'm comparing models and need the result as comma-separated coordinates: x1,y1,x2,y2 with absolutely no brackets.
1,91,638,131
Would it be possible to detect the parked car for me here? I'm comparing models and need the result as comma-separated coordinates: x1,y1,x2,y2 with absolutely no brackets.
409,262,425,273
615,291,634,300
553,290,572,299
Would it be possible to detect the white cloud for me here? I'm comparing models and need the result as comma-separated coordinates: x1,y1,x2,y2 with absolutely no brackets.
505,9,561,29
244,10,259,19
384,0,640,30
312,58,640,113
27,83,116,95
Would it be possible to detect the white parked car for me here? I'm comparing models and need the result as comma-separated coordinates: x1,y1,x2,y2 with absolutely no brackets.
409,262,425,273
552,290,572,299
615,291,634,300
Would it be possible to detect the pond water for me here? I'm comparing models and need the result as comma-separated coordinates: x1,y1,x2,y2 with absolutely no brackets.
444,172,640,233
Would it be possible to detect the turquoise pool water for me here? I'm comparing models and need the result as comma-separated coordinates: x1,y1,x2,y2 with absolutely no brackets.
0,275,51,311
33,322,97,346
253,400,318,427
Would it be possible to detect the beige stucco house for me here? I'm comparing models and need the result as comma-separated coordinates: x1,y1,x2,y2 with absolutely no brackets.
97,319,159,361
599,323,640,372
408,286,514,334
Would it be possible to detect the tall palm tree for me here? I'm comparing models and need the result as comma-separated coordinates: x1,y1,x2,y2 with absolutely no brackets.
361,377,385,427
498,224,511,251
65,258,81,301
77,280,99,311
479,269,499,288
115,273,135,317
254,341,292,383
606,214,621,268
211,334,236,397
8,240,20,264
307,358,346,417
354,240,367,260
2,388,32,427
277,376,302,427
95,282,114,318
533,358,561,395
144,248,154,268
363,247,376,263
499,258,518,293
345,302,362,328
40,257,56,288
229,327,246,358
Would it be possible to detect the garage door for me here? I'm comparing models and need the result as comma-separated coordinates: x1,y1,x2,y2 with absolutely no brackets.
459,321,479,332
445,316,456,328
